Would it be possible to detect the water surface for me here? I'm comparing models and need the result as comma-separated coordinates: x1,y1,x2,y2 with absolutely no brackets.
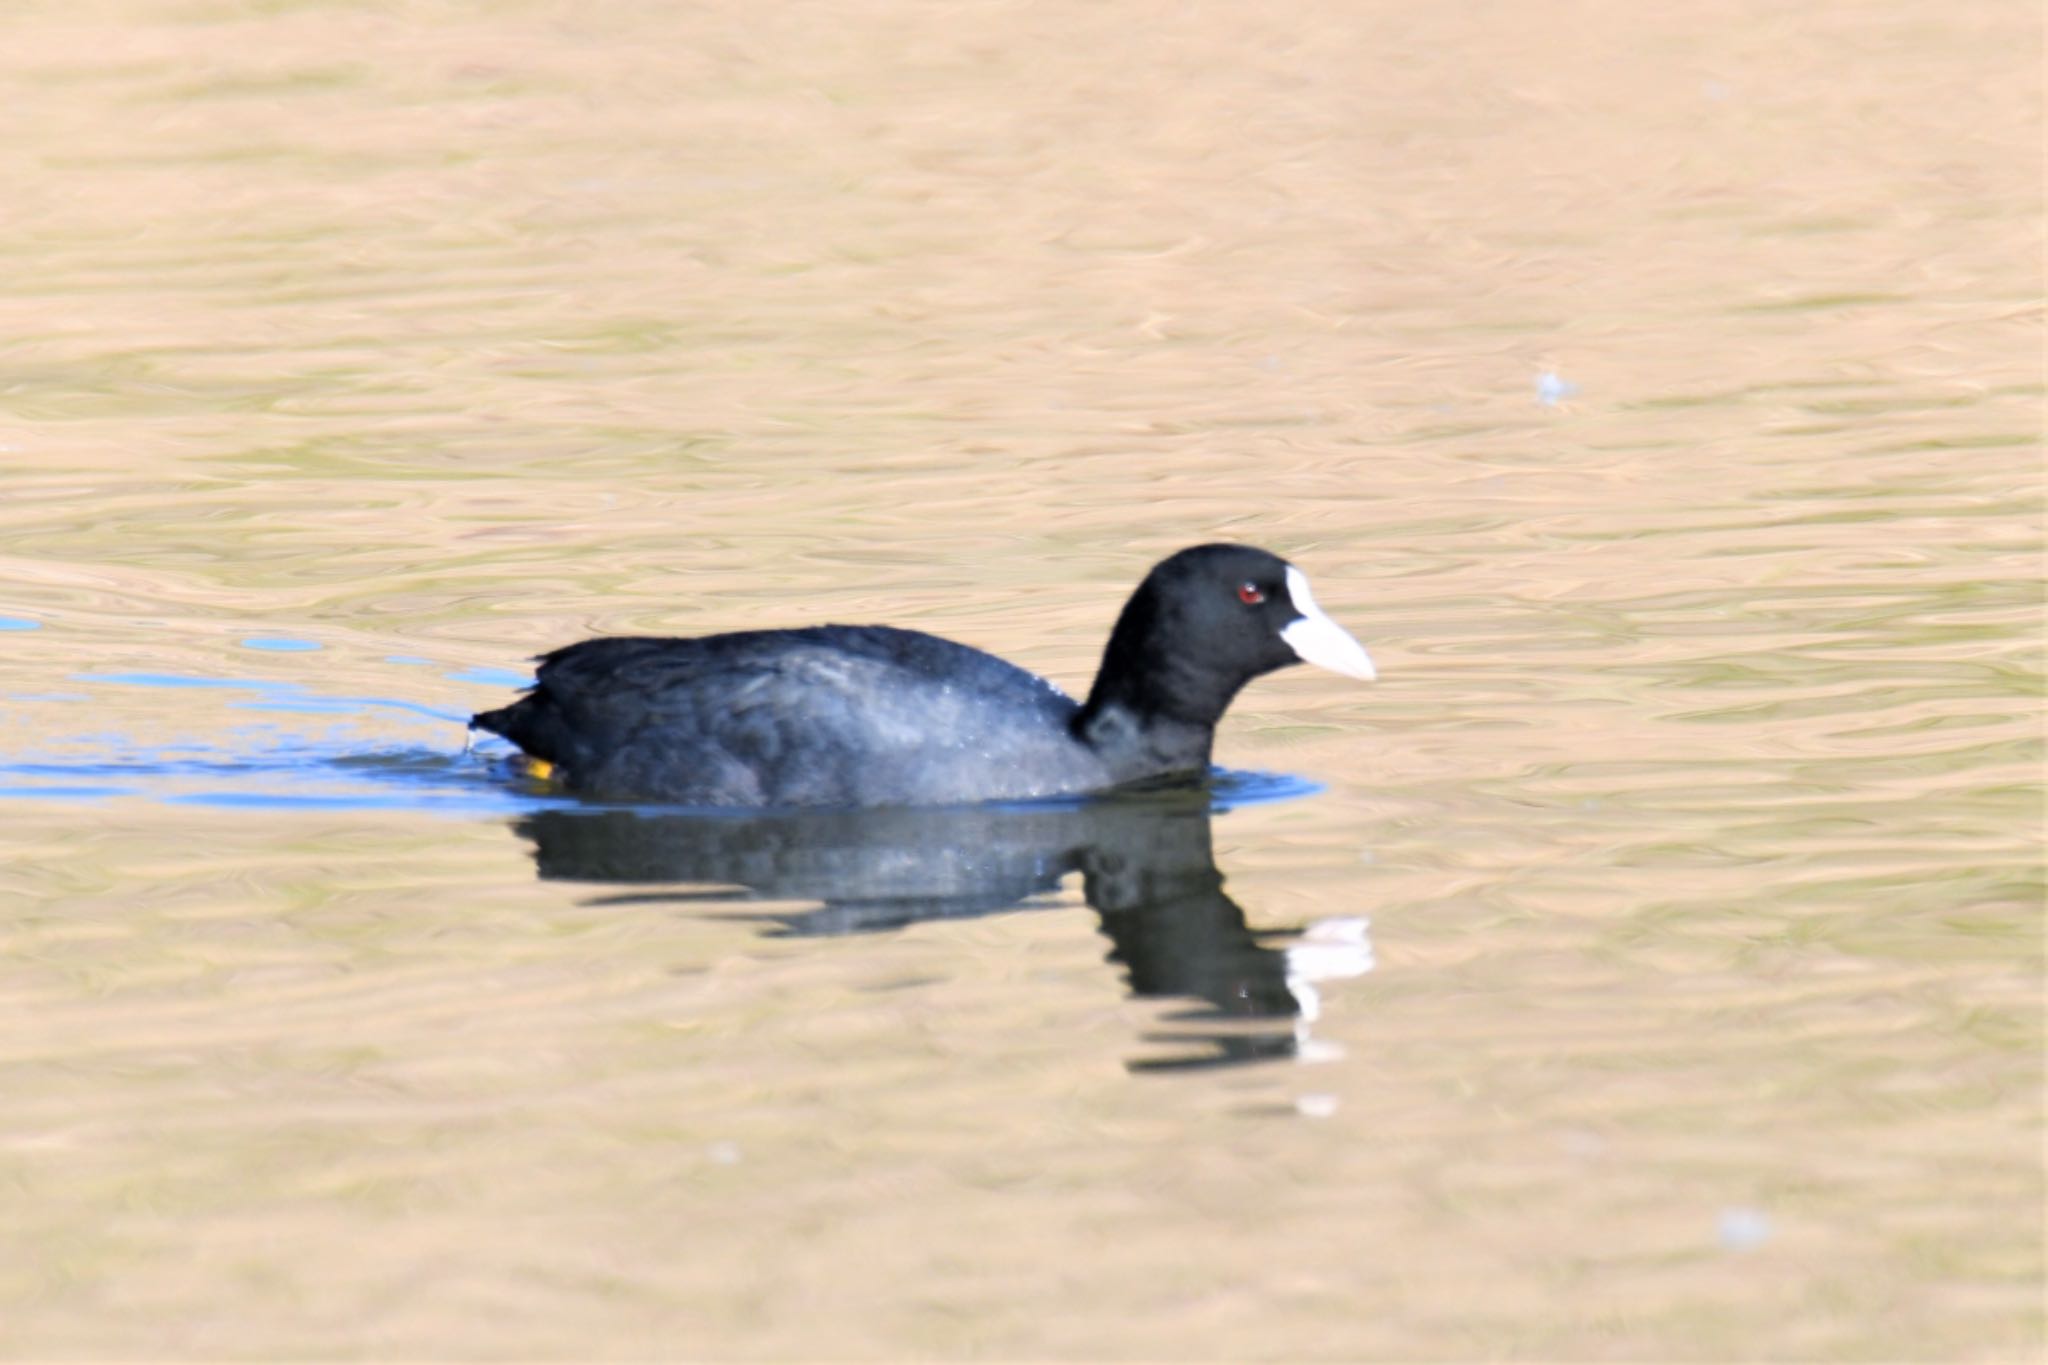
0,1,2038,1359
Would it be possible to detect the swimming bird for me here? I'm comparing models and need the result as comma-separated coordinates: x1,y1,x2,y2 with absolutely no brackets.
470,543,1374,808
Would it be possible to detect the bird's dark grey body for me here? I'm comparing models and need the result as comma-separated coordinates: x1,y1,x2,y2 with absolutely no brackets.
470,544,1376,809
486,626,1111,806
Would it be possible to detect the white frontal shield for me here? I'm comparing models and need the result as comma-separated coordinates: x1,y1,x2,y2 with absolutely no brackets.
1278,565,1376,681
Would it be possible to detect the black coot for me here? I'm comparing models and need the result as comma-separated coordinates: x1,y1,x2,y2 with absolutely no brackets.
470,543,1374,807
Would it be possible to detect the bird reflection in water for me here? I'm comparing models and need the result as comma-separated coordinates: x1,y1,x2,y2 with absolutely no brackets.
508,786,1371,1072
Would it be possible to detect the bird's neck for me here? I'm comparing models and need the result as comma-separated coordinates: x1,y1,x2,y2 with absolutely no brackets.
1076,607,1243,779
1073,697,1215,781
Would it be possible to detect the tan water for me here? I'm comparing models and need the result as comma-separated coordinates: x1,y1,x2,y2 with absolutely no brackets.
0,1,2040,1359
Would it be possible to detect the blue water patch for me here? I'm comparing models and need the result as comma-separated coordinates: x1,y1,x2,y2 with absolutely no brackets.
385,655,433,665
0,783,135,800
0,735,554,818
240,636,322,652
1210,768,1325,810
3,668,531,815
0,616,41,632
446,666,532,687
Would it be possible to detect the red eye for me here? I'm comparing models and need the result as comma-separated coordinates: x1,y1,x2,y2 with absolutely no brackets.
1237,581,1265,605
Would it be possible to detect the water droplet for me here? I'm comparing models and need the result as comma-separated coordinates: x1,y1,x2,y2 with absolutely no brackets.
1717,1206,1772,1252
1537,371,1580,406
1295,1093,1339,1118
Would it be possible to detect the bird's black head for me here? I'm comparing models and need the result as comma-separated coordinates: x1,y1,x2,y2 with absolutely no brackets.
1078,543,1374,770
